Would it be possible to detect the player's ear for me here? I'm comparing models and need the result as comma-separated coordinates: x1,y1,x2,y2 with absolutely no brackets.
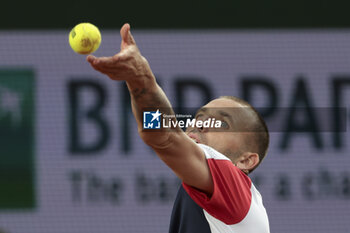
235,152,259,173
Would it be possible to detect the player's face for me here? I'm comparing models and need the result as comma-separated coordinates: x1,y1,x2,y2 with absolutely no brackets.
185,98,246,161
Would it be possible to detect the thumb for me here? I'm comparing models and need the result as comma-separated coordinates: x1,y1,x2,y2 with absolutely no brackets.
120,23,136,47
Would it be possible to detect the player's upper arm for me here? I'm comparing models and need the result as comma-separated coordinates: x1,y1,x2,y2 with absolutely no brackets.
150,131,213,195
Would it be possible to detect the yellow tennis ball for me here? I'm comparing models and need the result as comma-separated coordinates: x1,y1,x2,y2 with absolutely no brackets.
69,23,101,54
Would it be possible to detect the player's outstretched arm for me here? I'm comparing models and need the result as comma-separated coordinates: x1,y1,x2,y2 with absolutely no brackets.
87,23,213,194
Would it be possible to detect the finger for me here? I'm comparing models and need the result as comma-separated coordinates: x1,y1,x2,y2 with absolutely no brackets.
93,50,133,67
90,64,125,81
120,23,136,46
91,63,123,74
89,62,114,76
87,55,102,66
89,65,106,76
86,55,97,64
91,56,120,67
86,55,96,63
89,58,125,72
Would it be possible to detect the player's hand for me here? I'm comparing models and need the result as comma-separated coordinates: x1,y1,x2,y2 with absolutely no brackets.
86,23,153,83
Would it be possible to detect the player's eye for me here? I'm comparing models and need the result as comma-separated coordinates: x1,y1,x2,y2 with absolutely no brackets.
220,121,229,129
195,114,205,120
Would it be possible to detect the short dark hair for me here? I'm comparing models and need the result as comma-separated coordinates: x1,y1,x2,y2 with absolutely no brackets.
220,96,269,173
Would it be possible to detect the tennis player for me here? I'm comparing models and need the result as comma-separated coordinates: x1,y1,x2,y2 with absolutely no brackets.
87,23,270,233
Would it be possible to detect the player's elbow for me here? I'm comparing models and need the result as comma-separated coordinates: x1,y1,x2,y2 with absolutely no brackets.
138,130,173,150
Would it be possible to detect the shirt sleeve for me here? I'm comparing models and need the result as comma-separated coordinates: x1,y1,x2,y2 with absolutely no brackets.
182,144,252,225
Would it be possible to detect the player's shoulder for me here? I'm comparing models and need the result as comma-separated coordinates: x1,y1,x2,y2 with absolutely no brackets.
197,144,230,161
